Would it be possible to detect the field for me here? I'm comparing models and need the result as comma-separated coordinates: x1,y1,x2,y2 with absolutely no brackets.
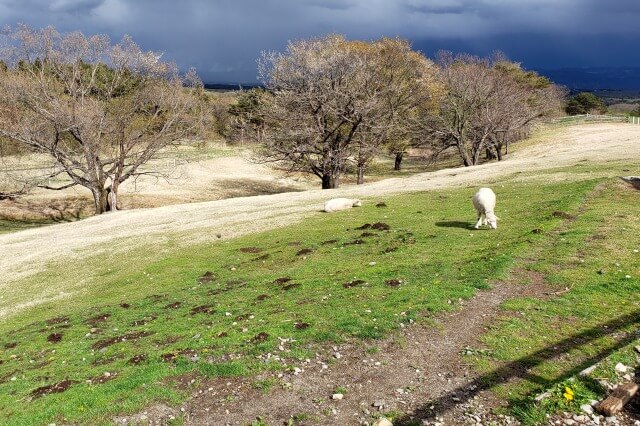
0,123,639,425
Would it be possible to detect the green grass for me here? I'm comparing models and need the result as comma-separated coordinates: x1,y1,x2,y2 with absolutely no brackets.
466,179,640,424
0,170,633,424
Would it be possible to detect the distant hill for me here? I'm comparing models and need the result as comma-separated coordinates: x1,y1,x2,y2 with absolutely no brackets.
205,67,640,95
204,83,260,92
539,67,640,91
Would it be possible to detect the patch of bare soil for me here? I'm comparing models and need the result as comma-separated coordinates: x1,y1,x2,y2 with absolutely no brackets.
141,274,552,426
30,379,77,399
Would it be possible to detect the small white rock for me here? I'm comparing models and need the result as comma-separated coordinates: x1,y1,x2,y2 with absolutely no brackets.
581,404,594,415
332,393,344,400
615,362,628,373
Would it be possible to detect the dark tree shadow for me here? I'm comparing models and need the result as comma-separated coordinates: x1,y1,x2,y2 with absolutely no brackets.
215,178,304,198
0,197,88,225
394,310,640,425
435,221,475,230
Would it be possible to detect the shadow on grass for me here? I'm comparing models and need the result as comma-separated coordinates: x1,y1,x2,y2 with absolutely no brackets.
395,310,640,425
0,197,88,232
214,178,304,198
435,221,475,230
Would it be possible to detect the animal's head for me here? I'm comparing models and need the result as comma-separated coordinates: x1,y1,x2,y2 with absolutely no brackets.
486,212,498,229
352,199,362,207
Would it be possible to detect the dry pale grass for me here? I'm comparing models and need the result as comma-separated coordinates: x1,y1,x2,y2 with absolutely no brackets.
1,122,639,318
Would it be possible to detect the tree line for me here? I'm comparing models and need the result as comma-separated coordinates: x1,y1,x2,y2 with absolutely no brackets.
1,27,566,213
230,35,565,188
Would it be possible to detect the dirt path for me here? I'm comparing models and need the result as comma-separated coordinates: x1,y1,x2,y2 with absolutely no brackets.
1,123,639,319
167,278,545,426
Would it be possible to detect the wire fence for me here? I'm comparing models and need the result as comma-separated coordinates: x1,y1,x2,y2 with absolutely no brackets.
552,114,632,124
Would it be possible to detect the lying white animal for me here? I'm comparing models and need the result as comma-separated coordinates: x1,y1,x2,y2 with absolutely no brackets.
324,198,362,213
472,188,498,229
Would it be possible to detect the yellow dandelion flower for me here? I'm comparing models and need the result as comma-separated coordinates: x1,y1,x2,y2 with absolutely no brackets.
563,387,574,401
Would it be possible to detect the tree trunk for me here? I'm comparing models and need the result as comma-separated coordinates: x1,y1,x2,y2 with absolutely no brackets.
485,148,496,160
357,164,365,185
108,183,119,212
394,152,404,171
321,173,339,189
457,143,472,167
91,187,110,214
496,145,503,161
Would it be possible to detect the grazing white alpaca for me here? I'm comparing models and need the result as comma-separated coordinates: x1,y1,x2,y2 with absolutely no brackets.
324,198,362,213
472,188,498,229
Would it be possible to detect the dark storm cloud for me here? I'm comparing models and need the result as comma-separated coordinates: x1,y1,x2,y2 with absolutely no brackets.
0,0,638,82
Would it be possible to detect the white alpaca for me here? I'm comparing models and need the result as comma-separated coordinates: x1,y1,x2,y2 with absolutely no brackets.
472,188,498,229
324,198,362,213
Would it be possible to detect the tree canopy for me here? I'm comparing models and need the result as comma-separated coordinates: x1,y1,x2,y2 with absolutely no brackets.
565,92,607,115
0,25,208,213
255,35,438,188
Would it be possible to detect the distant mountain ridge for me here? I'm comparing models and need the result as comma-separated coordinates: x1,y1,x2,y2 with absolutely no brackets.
205,67,640,92
204,83,260,92
539,67,640,91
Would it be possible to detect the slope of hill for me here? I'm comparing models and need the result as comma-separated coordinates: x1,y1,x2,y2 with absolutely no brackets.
0,122,639,425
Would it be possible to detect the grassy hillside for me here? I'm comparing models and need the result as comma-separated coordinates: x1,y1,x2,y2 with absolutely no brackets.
1,162,638,424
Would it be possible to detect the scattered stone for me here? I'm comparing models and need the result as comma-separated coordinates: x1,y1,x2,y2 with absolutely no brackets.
375,202,387,208
614,363,628,374
580,364,598,376
373,418,392,426
581,404,594,415
332,393,344,400
372,400,385,408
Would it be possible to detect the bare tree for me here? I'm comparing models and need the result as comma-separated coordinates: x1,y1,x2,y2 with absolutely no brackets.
257,35,437,188
424,52,563,166
352,38,438,181
0,25,207,214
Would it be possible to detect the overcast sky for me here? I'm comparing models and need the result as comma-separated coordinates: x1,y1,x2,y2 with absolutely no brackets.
1,0,638,83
